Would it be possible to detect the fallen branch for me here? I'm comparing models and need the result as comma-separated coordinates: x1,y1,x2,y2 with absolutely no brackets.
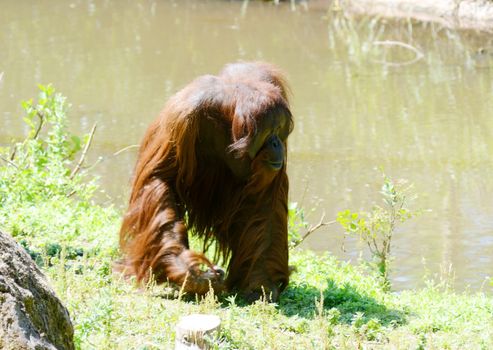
70,123,97,179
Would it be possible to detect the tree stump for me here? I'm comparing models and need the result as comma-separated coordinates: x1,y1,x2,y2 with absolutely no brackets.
175,314,221,350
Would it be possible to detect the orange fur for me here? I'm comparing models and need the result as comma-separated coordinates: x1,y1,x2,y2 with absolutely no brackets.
119,62,293,300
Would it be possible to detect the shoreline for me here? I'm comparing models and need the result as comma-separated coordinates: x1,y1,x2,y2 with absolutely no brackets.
341,0,493,32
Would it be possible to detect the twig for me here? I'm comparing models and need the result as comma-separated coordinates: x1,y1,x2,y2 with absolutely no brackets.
72,143,138,173
113,144,139,156
81,157,103,173
67,143,137,176
372,40,424,67
70,123,97,179
32,110,45,140
9,147,17,161
0,156,18,169
292,212,336,248
11,109,45,161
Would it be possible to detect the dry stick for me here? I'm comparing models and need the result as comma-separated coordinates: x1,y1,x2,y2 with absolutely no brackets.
75,144,138,174
70,123,97,179
75,142,135,175
113,144,139,156
293,212,336,248
372,40,424,67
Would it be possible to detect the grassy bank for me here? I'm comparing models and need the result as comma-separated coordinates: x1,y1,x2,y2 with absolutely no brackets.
44,251,493,349
1,87,492,349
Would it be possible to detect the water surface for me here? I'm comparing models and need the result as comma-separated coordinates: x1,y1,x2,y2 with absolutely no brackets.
1,0,492,291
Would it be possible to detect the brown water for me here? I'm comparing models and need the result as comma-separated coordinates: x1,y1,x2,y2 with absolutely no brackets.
1,0,493,291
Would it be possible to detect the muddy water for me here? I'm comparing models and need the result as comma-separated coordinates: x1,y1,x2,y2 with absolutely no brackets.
1,0,492,291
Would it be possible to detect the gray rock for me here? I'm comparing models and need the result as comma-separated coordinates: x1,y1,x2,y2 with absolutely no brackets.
0,231,74,350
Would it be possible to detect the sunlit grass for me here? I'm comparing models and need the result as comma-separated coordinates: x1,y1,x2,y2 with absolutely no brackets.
42,249,493,349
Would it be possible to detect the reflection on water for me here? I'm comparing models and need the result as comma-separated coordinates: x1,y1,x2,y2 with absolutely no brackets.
1,0,492,291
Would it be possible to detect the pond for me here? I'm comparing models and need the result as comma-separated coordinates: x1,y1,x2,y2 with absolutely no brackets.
1,0,492,291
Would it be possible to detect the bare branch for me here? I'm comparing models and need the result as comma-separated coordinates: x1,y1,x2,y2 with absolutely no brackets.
113,144,139,156
81,157,103,173
10,108,45,161
292,212,336,248
70,123,97,179
33,110,45,140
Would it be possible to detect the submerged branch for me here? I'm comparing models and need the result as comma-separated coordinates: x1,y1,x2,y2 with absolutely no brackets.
372,40,424,67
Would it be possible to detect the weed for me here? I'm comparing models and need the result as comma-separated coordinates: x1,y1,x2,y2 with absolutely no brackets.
337,172,418,290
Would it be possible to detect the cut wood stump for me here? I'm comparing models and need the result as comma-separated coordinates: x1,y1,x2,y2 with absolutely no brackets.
175,314,221,350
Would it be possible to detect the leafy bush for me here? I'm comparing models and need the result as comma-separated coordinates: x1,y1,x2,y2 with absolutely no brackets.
0,84,118,258
337,173,418,290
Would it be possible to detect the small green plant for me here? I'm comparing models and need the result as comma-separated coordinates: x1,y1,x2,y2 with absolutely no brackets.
0,84,96,205
0,84,117,257
337,173,418,290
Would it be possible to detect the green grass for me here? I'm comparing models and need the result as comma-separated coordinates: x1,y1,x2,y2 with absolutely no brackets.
43,249,493,349
1,86,492,349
